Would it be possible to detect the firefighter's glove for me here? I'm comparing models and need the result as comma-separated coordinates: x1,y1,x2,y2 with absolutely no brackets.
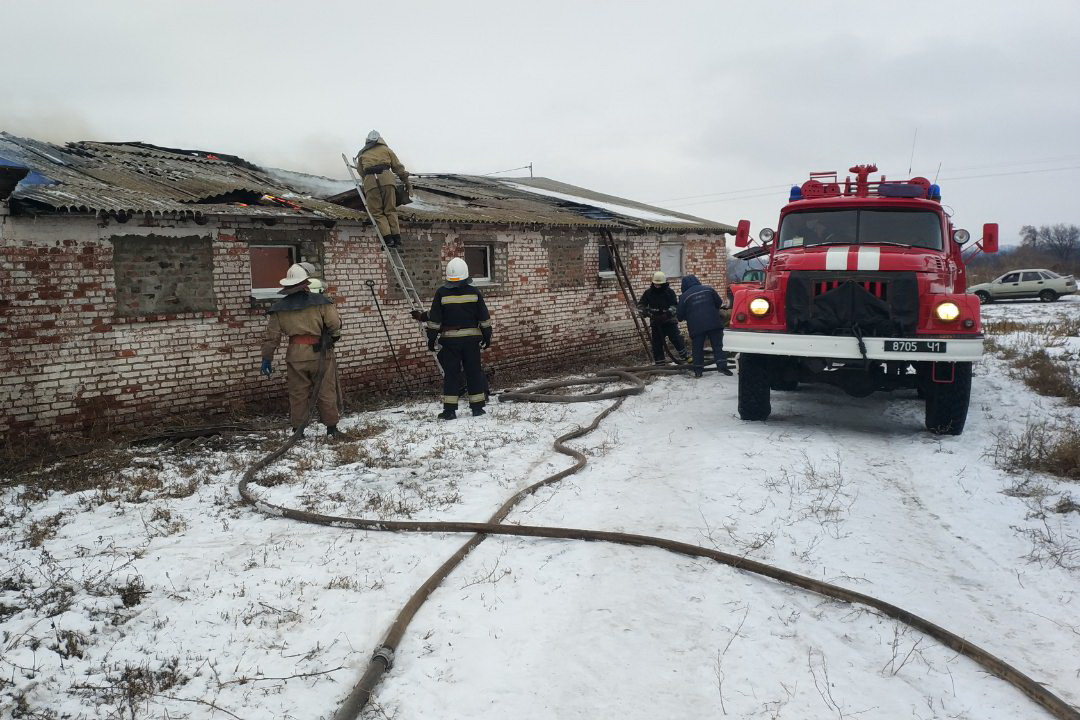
480,328,492,349
260,358,273,376
427,338,437,353
410,309,429,322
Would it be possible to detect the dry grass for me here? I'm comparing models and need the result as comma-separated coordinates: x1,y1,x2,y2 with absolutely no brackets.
991,419,1080,482
1010,349,1080,406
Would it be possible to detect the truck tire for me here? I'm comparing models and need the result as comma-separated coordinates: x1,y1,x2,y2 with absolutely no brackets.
738,353,771,421
924,362,972,435
1039,289,1058,302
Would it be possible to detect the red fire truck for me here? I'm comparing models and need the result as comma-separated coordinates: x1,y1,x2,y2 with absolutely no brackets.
724,164,998,435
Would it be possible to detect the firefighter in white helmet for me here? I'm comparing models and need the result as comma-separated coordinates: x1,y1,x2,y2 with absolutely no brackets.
259,263,343,437
425,257,492,420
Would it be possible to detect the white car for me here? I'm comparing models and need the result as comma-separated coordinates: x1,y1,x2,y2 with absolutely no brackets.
968,268,1077,303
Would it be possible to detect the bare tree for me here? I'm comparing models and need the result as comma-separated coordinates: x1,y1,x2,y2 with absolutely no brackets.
1018,223,1080,263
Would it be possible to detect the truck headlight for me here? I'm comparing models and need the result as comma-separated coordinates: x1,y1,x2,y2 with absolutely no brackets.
935,302,960,321
749,297,771,316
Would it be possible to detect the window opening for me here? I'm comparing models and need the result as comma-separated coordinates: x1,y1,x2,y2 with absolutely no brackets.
251,245,297,299
660,244,683,279
464,245,492,282
598,245,615,275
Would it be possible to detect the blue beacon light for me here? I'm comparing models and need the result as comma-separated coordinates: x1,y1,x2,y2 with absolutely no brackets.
928,183,941,200
788,185,802,202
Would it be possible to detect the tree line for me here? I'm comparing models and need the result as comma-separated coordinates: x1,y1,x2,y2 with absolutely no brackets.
966,223,1080,284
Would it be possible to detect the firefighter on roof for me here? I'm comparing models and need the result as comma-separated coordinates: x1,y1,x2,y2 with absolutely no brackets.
356,130,411,248
426,257,492,420
260,263,343,437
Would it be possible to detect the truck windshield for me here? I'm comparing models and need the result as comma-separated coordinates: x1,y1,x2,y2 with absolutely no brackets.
778,209,943,251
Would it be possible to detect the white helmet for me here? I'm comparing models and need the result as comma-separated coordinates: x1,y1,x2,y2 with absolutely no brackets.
652,271,667,284
308,278,324,294
366,129,381,143
279,263,309,287
298,261,317,276
445,257,469,282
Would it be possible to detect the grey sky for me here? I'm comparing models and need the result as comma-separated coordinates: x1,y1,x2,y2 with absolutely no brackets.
5,0,1079,244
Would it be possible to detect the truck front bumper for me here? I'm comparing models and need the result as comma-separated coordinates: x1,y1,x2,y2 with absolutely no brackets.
723,330,984,362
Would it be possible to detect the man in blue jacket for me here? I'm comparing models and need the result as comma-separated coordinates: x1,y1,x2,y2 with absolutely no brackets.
676,275,733,378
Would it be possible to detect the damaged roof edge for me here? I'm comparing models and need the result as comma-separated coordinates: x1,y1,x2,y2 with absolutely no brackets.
0,132,735,232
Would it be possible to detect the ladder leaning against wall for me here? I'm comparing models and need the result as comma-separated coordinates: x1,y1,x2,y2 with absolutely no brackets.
600,229,653,361
341,153,443,375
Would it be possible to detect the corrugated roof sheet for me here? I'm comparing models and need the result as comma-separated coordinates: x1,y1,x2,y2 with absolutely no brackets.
0,133,365,220
0,133,733,232
328,174,734,233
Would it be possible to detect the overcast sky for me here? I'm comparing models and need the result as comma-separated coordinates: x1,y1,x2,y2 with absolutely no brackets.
5,1,1079,244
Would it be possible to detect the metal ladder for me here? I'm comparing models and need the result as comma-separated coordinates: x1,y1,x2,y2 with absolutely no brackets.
600,229,653,361
342,153,443,375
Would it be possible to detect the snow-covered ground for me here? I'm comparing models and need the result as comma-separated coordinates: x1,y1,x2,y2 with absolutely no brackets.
2,298,1079,719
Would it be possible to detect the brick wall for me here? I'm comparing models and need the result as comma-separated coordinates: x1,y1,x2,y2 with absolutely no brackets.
0,210,727,440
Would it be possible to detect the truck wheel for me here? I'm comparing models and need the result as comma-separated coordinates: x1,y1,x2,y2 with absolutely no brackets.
974,290,991,304
924,362,972,435
1039,289,1058,302
738,353,771,421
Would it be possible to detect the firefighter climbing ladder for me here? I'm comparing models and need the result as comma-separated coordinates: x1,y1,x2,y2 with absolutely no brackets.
600,229,655,361
342,153,442,376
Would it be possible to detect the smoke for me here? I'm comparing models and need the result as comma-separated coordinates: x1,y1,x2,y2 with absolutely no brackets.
1,101,102,143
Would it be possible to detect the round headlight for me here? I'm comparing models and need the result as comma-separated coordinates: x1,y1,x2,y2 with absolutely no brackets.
759,228,775,243
952,229,970,244
935,302,960,321
749,297,771,316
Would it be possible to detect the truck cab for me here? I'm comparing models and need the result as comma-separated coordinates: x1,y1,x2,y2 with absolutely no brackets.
725,164,998,435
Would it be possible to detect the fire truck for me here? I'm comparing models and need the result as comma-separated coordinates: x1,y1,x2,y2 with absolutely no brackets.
724,164,998,435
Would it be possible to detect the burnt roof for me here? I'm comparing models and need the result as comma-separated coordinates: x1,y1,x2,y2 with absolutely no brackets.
0,133,364,221
0,132,733,233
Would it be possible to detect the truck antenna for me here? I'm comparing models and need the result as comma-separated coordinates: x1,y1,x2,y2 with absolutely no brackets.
933,161,942,184
907,127,918,175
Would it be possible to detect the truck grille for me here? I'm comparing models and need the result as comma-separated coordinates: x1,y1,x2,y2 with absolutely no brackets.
814,279,888,301
787,271,918,337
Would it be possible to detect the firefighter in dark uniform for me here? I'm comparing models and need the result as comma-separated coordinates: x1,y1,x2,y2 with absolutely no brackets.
260,263,343,437
355,129,411,248
638,271,689,365
426,257,492,420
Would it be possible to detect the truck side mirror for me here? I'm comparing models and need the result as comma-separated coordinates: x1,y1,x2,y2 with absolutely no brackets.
981,223,999,254
734,219,751,248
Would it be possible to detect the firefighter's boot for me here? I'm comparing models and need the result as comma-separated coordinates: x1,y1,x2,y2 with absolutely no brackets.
470,405,486,417
438,405,457,421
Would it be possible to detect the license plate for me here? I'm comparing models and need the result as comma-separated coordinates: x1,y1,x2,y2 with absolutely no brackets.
884,340,946,353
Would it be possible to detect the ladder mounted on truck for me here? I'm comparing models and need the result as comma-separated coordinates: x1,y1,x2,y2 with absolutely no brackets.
342,153,443,376
600,229,652,361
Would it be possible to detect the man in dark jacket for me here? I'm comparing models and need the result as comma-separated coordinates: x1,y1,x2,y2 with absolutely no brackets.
638,271,688,365
677,275,733,378
426,257,492,420
260,263,344,435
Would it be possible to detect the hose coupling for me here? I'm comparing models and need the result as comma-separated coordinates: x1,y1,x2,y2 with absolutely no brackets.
372,646,395,669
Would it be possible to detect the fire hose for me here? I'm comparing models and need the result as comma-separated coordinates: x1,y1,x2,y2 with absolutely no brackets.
238,358,1080,720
